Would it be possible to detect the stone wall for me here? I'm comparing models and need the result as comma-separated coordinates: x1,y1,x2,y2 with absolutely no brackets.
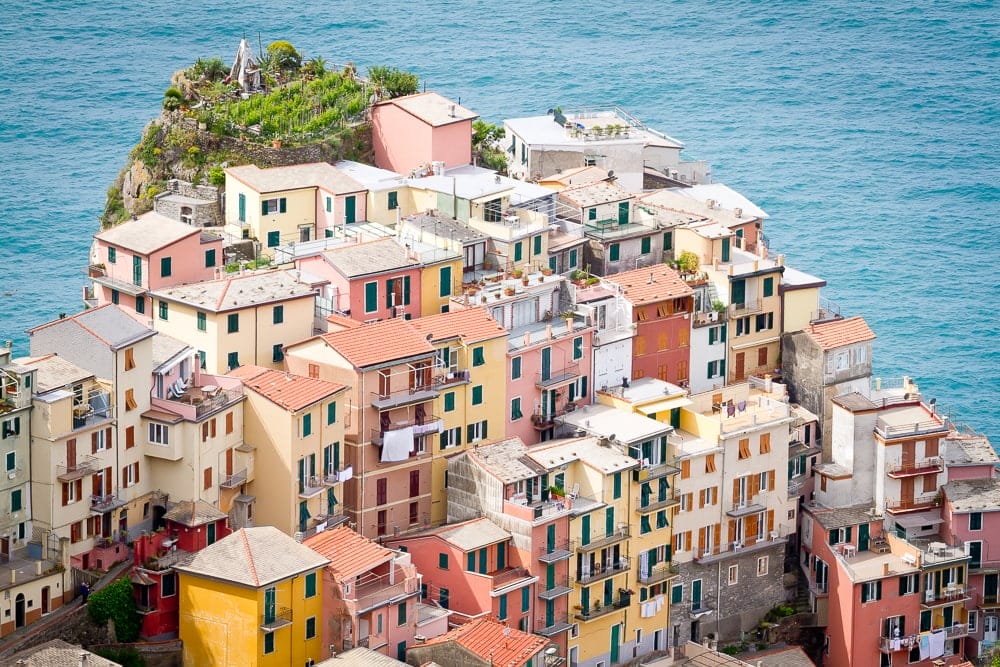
153,179,221,227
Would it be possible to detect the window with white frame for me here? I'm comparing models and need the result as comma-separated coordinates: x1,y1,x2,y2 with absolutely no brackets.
757,556,769,576
94,429,108,451
468,420,487,443
861,580,882,603
727,564,739,585
262,197,284,214
123,462,139,487
679,494,689,512
440,427,461,450
968,610,978,633
899,573,919,595
758,471,768,492
148,423,169,445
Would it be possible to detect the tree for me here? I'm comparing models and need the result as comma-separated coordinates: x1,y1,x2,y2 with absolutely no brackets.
162,87,185,111
266,41,302,73
472,119,508,173
676,250,700,274
367,65,419,99
88,577,141,642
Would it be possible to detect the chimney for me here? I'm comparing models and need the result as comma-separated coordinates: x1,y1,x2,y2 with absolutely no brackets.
565,317,573,333
524,332,531,347
883,562,890,576
777,254,785,267
648,272,654,284
80,654,88,667
753,260,759,272
727,264,734,277
712,257,719,270
546,325,553,340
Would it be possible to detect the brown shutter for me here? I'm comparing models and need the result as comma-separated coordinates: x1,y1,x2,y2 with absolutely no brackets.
747,514,758,539
91,431,98,454
226,448,234,475
714,523,721,548
226,412,234,434
681,460,690,479
733,478,740,504
62,483,69,506
66,438,76,467
105,467,112,495
92,473,101,498
768,470,775,492
925,438,939,458
75,480,82,501
698,528,706,554
126,426,134,449
699,489,705,509
135,463,139,485
922,473,936,493
204,467,212,490
728,520,736,543
121,466,127,487
767,510,775,533
210,418,217,438
202,423,208,442
105,427,112,450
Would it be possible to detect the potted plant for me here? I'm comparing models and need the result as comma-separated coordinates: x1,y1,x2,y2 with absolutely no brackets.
541,266,553,276
712,299,726,315
511,268,524,279
549,484,566,498
504,287,515,296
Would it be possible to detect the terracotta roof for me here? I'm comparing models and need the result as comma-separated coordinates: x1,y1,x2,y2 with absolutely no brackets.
377,91,478,127
173,526,329,588
558,180,633,208
163,500,227,528
229,365,346,411
805,315,876,351
418,617,547,667
603,263,693,305
304,525,394,579
326,313,364,330
320,319,434,368
410,307,506,344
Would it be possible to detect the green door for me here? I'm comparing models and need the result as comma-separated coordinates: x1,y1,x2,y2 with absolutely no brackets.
547,524,556,552
541,347,551,381
604,579,613,606
618,202,629,225
581,515,590,546
345,195,357,224
943,605,953,627
670,408,681,429
581,586,589,612
605,507,615,537
692,580,702,610
970,541,982,569
546,599,554,627
546,564,555,589
264,587,276,623
132,256,142,286
479,548,487,574
610,624,621,664
722,237,731,262
730,278,745,306
858,524,870,552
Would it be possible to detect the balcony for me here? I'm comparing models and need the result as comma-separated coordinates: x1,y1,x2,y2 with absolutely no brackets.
535,362,581,388
639,562,679,586
632,460,680,482
371,415,443,446
57,456,99,482
695,530,788,565
220,469,247,490
298,476,325,499
635,494,680,514
729,298,764,318
72,391,113,430
260,607,293,631
726,501,767,518
880,624,969,652
538,573,572,600
921,583,970,608
535,614,573,637
574,593,630,621
538,542,573,564
369,384,439,412
490,567,533,591
885,457,943,478
323,465,353,486
152,375,244,422
505,496,573,524
432,367,470,388
347,571,420,614
875,415,948,440
575,528,629,553
576,558,630,586
885,495,942,514
692,309,727,329
977,592,1000,608
91,494,126,513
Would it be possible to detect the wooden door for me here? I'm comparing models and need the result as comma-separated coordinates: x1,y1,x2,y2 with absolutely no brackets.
901,442,915,470
900,477,915,506
735,352,745,380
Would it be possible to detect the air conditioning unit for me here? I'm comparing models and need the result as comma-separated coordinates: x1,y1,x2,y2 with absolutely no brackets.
732,541,743,550
707,311,718,322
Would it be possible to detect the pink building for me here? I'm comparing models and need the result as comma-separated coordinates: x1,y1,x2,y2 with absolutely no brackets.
943,433,999,482
296,238,423,322
371,92,478,174
386,517,536,630
89,212,223,318
604,263,694,386
304,525,438,661
405,616,549,667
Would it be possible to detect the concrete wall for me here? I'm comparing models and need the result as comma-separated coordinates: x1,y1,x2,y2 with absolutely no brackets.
153,180,220,227
371,105,434,175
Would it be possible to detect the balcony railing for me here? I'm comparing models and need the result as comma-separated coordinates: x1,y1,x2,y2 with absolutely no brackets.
885,457,943,477
538,573,572,600
574,593,630,621
922,583,969,607
491,567,531,589
692,309,727,328
639,562,679,585
576,557,630,585
371,415,443,445
575,528,629,553
220,469,247,490
885,495,942,513
91,494,125,513
349,575,419,614
535,362,581,388
299,476,325,499
729,299,764,317
260,607,293,630
538,541,573,563
535,613,573,636
875,416,948,440
57,456,99,482
882,623,969,652
323,465,352,485
432,368,470,387
369,383,438,411
635,494,680,514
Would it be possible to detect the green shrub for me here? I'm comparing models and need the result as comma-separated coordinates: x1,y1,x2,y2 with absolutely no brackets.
88,577,140,642
208,165,226,187
720,645,741,656
367,65,419,99
676,250,700,274
266,41,302,72
95,646,145,667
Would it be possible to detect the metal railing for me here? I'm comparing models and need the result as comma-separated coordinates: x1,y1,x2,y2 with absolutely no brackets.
261,607,292,629
299,476,324,498
885,457,943,475
535,362,581,387
876,416,948,439
193,387,244,419
576,557,630,585
57,456,99,482
220,469,247,489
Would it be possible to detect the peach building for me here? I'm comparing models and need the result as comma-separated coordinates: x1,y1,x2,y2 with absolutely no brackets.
88,211,224,319
371,92,478,174
404,616,549,667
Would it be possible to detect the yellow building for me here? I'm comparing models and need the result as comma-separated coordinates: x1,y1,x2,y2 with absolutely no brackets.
175,525,329,667
150,269,317,375
412,244,463,317
410,308,508,523
229,365,349,537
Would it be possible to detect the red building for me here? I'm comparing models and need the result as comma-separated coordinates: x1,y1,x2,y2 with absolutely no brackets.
604,264,694,385
130,500,231,639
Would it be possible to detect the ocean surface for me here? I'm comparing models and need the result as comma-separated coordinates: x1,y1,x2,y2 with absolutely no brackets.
1,1,997,443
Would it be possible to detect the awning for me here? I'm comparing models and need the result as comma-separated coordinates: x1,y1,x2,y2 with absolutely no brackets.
893,511,944,529
636,396,692,416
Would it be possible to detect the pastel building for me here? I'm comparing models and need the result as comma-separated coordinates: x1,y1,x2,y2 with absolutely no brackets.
571,284,633,392
284,319,439,540
150,269,317,374
88,211,224,317
224,162,368,249
304,525,440,661
371,92,478,175
0,343,33,561
603,263,694,386
228,365,349,536
175,526,329,667
404,616,549,667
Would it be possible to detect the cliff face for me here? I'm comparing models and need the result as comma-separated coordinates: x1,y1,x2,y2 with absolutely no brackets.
101,110,372,228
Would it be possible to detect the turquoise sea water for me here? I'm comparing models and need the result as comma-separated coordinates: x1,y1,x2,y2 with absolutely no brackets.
1,1,997,443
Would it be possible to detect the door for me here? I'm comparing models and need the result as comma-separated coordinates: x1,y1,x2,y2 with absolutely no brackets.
984,615,998,643
858,524,870,552
901,442,915,470
41,585,50,614
345,196,356,224
617,202,629,225
605,507,615,537
264,587,276,624
546,564,555,589
721,237,731,262
692,579,702,611
67,439,76,468
546,599,554,627
547,524,556,552
226,448,233,477
735,352,745,380
132,256,142,286
900,477,915,506
14,593,25,629
581,515,591,546
540,347,551,382
610,624,621,663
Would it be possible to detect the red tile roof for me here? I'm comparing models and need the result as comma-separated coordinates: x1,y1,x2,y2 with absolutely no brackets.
319,319,434,368
805,315,876,351
603,263,693,305
304,525,393,579
228,365,345,411
419,617,548,667
410,307,506,344
325,313,364,330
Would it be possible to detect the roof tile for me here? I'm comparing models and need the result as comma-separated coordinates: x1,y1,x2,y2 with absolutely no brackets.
603,263,693,305
319,319,434,368
229,365,345,411
304,526,394,579
410,307,506,344
418,617,548,667
805,315,876,351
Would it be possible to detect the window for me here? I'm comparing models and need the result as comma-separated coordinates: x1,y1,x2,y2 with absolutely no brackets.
828,526,852,545
641,236,651,254
135,296,145,315
970,512,983,531
262,197,286,214
125,389,137,411
272,305,284,324
197,311,206,331
680,494,690,512
439,265,452,298
227,352,239,370
609,243,620,262
5,451,14,472
124,347,136,371
439,553,449,569
498,593,508,620
513,241,523,262
728,564,739,585
110,289,119,305
308,363,319,379
327,402,337,425
125,425,135,449
306,616,317,639
755,312,774,332
267,230,280,247
158,300,168,320
205,249,216,268
472,385,483,405
202,467,212,490
272,344,283,362
968,610,978,633
161,572,177,597
10,489,22,512
467,420,488,443
759,471,769,493
472,346,485,366
511,356,521,380
613,472,622,499
108,247,117,264
440,427,461,449
305,572,317,598
759,433,771,454
569,248,578,267
763,276,774,297
160,257,172,277
861,580,882,603
302,413,312,437
533,234,542,256
705,455,716,474
573,336,583,360
588,208,597,221
388,191,399,210
263,632,274,655
444,391,456,412
227,313,239,333
738,438,751,459
364,281,378,313
663,231,673,251
511,397,523,420
757,556,769,576
680,459,690,479
671,583,683,604
148,423,169,445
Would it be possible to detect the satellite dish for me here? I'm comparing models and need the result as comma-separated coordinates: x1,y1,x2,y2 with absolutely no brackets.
607,170,615,178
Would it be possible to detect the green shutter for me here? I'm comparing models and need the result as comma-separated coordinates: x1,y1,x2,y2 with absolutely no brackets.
238,193,246,221
272,344,283,362
403,275,411,305
267,231,280,247
522,585,530,612
227,313,239,333
439,265,451,297
641,236,651,254
326,197,332,213
498,593,507,620
573,336,583,359
388,191,398,210
278,197,287,213
108,247,116,263
663,231,673,250
327,402,336,425
305,572,317,597
444,392,455,412
533,235,542,255
731,279,746,305
205,249,216,267
514,242,523,262
439,553,448,569
467,552,476,571
472,385,483,405
722,237,731,262
197,311,206,331
609,243,620,261
569,248,577,267
763,276,774,297
511,356,521,379
160,257,172,277
618,201,629,225
398,600,406,626
302,413,312,437
473,346,485,366
273,305,284,324
365,282,378,312
613,472,622,499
